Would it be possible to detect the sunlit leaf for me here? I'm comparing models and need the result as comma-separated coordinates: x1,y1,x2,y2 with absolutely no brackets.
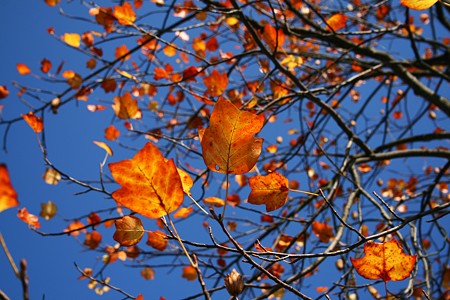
203,197,225,207
45,0,61,6
400,0,438,9
22,112,44,133
262,23,285,51
173,206,193,218
109,142,184,219
65,220,86,236
114,2,136,25
312,221,335,243
114,215,145,246
17,208,40,228
84,231,102,249
326,13,348,31
0,85,9,99
39,200,57,220
0,164,19,213
350,239,416,282
182,266,197,281
17,63,31,75
115,44,131,61
248,172,289,212
42,168,61,185
141,267,155,280
112,92,142,120
200,97,264,174
203,70,228,97
105,125,120,141
40,58,52,73
93,141,113,156
62,33,81,48
146,230,167,251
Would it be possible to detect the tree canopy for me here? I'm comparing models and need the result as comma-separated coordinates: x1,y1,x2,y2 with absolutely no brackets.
0,0,449,299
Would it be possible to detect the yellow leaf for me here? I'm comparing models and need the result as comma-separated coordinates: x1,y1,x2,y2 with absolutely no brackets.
62,33,81,48
400,0,438,9
93,141,113,156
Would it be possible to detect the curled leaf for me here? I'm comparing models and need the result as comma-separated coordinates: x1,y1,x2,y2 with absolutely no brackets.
114,215,145,246
22,112,44,133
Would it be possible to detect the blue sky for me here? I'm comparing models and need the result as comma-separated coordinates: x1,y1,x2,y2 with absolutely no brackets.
1,1,449,300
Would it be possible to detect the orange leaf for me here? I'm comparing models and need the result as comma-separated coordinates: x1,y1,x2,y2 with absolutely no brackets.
140,267,155,280
112,92,142,120
146,230,167,251
0,164,19,213
326,13,348,31
200,98,264,174
248,172,289,212
350,239,416,282
17,208,40,228
45,0,61,6
84,231,102,249
108,142,184,218
17,63,31,75
62,33,81,47
105,125,120,141
400,0,437,9
40,58,52,73
65,220,85,236
101,78,117,93
182,266,197,281
0,85,9,99
22,112,44,133
114,2,136,25
93,141,113,156
115,44,131,61
113,215,145,246
262,23,285,51
203,197,225,207
173,206,193,218
203,70,228,97
312,221,335,243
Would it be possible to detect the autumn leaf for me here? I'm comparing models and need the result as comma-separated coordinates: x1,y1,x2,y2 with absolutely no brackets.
203,197,225,207
203,70,228,97
17,208,40,228
114,2,136,25
115,44,131,61
112,92,142,120
22,112,44,133
182,266,197,281
105,125,120,141
39,200,57,220
247,172,289,212
200,97,264,174
262,23,285,51
40,58,52,73
350,239,416,282
42,168,61,185
84,231,102,249
146,230,167,251
17,63,31,75
93,141,113,156
108,142,185,219
312,221,335,243
0,85,9,99
45,0,61,6
114,215,145,246
400,0,437,10
326,13,348,31
173,207,193,218
65,220,86,236
141,267,155,280
62,33,81,48
0,164,19,213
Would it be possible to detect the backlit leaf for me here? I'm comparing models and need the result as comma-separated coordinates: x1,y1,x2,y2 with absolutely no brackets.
93,141,113,156
17,208,40,228
0,164,19,213
182,266,197,281
84,231,102,249
262,23,285,51
105,125,120,141
141,267,155,280
22,112,44,133
203,70,228,97
108,142,184,218
40,58,52,73
112,92,142,120
173,206,193,218
312,221,335,243
115,44,131,61
0,85,9,99
350,239,416,282
326,13,348,31
62,33,81,48
45,0,61,6
114,2,136,25
39,200,57,220
114,215,145,246
65,220,86,236
146,230,167,251
200,97,264,174
17,63,31,75
248,172,289,212
203,197,225,207
42,168,61,185
400,0,437,9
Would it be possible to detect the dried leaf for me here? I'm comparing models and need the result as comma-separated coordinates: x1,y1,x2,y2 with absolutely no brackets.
84,231,102,249
350,239,416,282
114,215,145,246
17,208,40,228
0,164,19,213
200,98,264,174
93,141,113,156
39,201,57,220
141,267,155,280
248,172,289,212
112,92,142,120
109,142,184,218
22,112,44,133
203,197,225,207
42,168,61,185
